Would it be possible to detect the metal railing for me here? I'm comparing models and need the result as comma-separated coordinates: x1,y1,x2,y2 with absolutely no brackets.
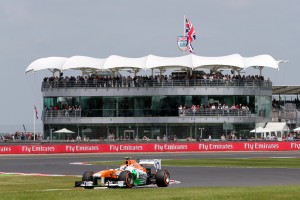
42,110,81,119
42,108,253,119
41,79,272,90
180,109,252,117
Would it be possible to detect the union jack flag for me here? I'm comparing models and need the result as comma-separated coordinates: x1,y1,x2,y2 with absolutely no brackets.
185,17,196,53
34,105,38,120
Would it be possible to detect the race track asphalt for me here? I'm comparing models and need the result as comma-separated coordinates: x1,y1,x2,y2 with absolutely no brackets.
1,151,300,188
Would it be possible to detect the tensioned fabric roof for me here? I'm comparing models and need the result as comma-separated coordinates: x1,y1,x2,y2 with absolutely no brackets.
25,54,280,74
25,57,68,73
243,55,279,70
63,56,105,71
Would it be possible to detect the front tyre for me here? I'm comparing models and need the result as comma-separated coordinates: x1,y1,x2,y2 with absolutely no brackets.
156,170,170,187
118,170,133,188
82,171,94,189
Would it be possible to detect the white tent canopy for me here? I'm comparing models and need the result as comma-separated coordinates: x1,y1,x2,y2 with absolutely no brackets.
264,122,290,132
53,128,74,134
293,127,300,131
25,54,281,74
251,123,289,140
250,127,274,133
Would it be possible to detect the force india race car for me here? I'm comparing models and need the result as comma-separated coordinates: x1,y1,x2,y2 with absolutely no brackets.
75,157,170,189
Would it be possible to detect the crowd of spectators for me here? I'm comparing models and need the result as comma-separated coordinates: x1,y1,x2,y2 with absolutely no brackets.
284,132,300,141
3,131,300,143
45,105,82,112
44,105,82,117
0,132,43,142
42,73,267,88
179,103,251,116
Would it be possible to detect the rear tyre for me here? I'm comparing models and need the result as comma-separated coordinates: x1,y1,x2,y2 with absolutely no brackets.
82,171,94,189
156,170,170,187
118,170,133,188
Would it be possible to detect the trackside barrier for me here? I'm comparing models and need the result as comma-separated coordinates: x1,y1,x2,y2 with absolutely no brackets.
1,142,300,154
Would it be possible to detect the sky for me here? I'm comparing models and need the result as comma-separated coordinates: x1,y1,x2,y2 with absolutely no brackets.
0,0,299,131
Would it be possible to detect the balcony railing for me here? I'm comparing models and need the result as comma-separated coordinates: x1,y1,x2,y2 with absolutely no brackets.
42,108,253,120
181,108,252,117
43,110,81,119
41,79,272,90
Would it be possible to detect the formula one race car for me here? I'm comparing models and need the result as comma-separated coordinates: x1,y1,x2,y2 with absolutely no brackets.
75,157,170,189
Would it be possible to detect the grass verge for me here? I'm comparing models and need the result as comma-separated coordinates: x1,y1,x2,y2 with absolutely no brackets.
0,175,300,200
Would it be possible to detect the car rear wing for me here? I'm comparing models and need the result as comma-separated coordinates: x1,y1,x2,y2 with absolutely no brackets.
138,159,161,171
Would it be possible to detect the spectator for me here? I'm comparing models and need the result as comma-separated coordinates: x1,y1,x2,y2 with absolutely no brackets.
220,134,226,141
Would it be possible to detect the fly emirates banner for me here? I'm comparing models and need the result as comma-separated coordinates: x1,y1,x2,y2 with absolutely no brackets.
1,142,300,154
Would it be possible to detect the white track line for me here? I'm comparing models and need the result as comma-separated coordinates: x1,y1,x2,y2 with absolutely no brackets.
70,162,92,165
0,172,80,177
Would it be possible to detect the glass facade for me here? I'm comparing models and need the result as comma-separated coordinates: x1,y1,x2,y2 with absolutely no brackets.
42,94,271,141
255,96,272,117
44,95,271,117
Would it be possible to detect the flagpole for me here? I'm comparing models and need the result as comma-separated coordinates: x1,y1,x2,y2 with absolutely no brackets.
183,15,186,56
34,106,36,141
183,15,185,36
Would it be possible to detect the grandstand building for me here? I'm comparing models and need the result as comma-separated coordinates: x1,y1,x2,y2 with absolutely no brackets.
26,54,282,141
